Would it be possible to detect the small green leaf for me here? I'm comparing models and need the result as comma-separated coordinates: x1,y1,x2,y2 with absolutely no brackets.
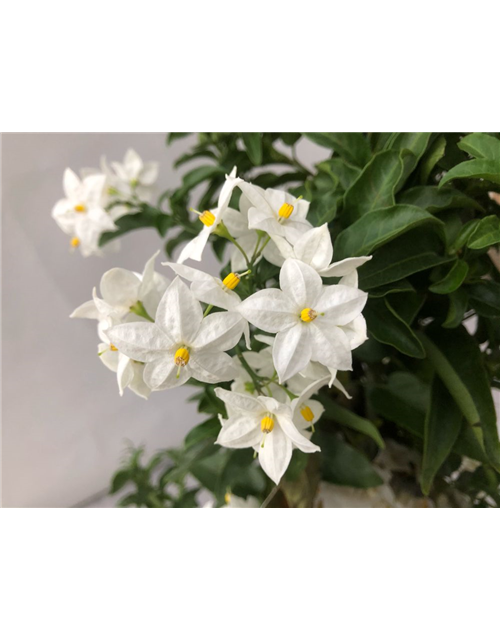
304,133,371,167
420,134,446,183
420,377,463,495
439,159,500,187
110,469,132,494
242,133,263,165
429,260,469,294
320,394,385,448
334,204,443,260
466,215,500,250
457,133,500,160
167,132,191,144
443,289,469,328
317,432,383,488
344,150,403,221
364,298,425,358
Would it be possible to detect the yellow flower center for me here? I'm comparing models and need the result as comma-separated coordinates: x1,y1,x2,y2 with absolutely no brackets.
70,237,80,248
278,202,294,219
222,272,240,290
260,415,275,433
224,492,231,505
300,405,315,423
174,347,190,366
110,344,118,352
74,203,86,213
199,210,216,226
300,308,317,322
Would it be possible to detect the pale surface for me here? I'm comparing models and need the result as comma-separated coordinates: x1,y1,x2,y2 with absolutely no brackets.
1,133,327,507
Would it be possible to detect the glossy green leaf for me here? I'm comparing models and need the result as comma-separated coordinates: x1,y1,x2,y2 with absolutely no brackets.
429,260,469,294
99,207,173,246
242,133,263,165
420,134,446,183
304,132,371,167
173,165,225,200
316,158,361,190
398,186,482,213
307,191,339,226
358,229,450,290
343,150,403,221
364,298,425,358
368,279,415,298
388,291,426,324
317,432,383,488
320,394,384,448
457,133,500,160
334,204,443,260
467,215,500,250
387,132,432,187
420,377,463,495
467,281,500,317
448,219,481,252
439,159,500,187
443,288,469,328
421,326,500,470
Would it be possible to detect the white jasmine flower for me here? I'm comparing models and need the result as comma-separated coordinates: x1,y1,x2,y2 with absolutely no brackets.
290,376,329,436
52,168,117,256
70,251,169,325
101,148,159,201
270,223,372,279
177,168,242,264
107,277,244,390
238,259,368,383
238,182,313,246
215,388,320,484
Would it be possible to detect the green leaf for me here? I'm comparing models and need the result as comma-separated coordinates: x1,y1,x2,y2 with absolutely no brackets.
320,394,385,448
307,191,339,226
439,159,500,187
388,291,426,325
420,377,463,495
99,207,173,246
467,215,500,250
387,132,432,188
368,279,415,298
334,204,443,260
398,186,482,213
443,288,469,328
167,132,191,144
242,133,263,165
358,228,451,290
420,134,446,183
110,469,132,494
316,158,361,190
364,298,425,358
184,417,221,449
420,326,500,470
343,150,403,221
467,281,500,317
304,132,371,167
457,133,500,160
448,219,481,252
317,432,383,488
172,165,225,200
429,260,469,294
281,133,301,146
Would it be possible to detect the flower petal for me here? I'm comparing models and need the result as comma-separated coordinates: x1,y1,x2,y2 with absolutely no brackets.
191,280,240,311
70,299,99,319
293,224,333,271
162,261,213,283
191,312,244,351
100,268,141,308
140,162,159,185
189,350,237,384
309,321,353,371
216,416,261,449
237,289,298,333
319,256,372,278
258,427,293,484
273,323,312,383
107,322,174,362
63,168,82,201
277,414,321,453
124,148,143,177
341,314,367,350
279,259,322,310
215,388,266,414
117,354,134,396
138,251,160,299
316,285,368,326
177,226,211,263
248,207,283,237
238,181,272,214
144,356,187,389
155,277,203,344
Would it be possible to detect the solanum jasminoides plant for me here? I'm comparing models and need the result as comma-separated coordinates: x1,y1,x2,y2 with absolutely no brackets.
53,133,500,508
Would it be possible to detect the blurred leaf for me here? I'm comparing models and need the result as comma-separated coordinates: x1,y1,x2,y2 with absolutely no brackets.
242,133,263,165
110,469,132,494
334,204,443,260
100,206,173,246
439,159,500,187
467,215,500,250
443,288,469,328
429,260,469,294
388,291,426,324
184,417,221,449
317,432,383,488
304,132,371,167
172,165,225,201
344,150,403,221
167,132,192,144
420,134,446,183
467,281,500,317
281,133,301,146
457,133,500,159
420,377,462,495
364,298,425,358
320,394,384,448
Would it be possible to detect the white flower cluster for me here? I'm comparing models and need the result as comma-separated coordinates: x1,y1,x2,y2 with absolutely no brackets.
52,149,158,256
69,168,371,484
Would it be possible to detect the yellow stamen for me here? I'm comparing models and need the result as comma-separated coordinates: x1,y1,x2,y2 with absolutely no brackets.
300,308,317,322
224,492,231,505
260,415,275,433
278,202,294,219
300,405,314,423
70,237,80,248
199,210,216,226
110,344,118,352
222,272,240,290
74,203,86,213
174,347,190,367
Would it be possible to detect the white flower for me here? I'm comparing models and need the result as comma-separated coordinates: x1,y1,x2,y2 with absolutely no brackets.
270,223,372,281
223,494,260,508
215,388,320,484
238,259,368,383
70,251,169,326
107,277,244,390
290,376,329,436
52,168,117,256
177,168,242,264
101,148,159,201
238,182,313,246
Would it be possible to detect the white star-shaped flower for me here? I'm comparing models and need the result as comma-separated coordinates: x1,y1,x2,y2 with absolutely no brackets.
214,388,320,484
107,277,244,390
52,168,117,256
237,259,368,383
101,148,159,201
177,168,242,264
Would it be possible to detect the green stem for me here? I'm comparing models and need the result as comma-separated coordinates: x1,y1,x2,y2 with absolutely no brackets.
235,345,263,394
214,221,250,267
203,304,214,317
130,300,155,322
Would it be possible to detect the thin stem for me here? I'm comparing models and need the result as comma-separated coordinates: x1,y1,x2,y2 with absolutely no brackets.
260,484,280,508
130,300,155,322
231,238,250,267
235,345,263,394
203,304,214,317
